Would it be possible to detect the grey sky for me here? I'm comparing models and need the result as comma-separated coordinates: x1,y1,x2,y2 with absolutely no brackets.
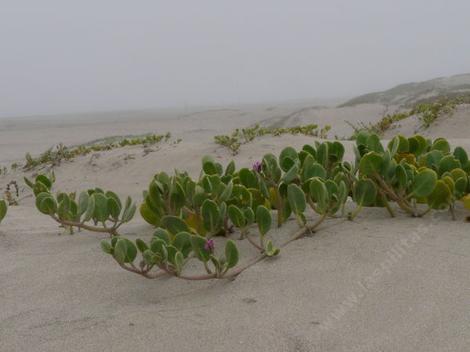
1,0,470,117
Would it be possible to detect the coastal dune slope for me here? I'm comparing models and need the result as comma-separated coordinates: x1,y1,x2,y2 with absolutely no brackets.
1,89,470,351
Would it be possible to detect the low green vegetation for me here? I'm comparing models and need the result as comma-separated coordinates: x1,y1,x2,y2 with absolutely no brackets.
214,124,331,155
0,199,7,224
25,174,136,236
347,111,412,139
410,97,465,128
348,95,470,138
25,132,470,283
23,132,172,170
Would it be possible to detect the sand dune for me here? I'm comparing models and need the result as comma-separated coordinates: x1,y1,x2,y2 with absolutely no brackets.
1,100,470,352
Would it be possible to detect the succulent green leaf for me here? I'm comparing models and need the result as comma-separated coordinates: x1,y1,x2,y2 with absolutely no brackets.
265,240,280,257
190,235,210,262
431,138,450,154
239,168,258,188
427,180,452,210
173,231,192,257
366,134,384,153
36,193,57,215
353,179,377,206
279,147,298,171
201,199,221,234
107,197,121,220
36,175,52,190
227,205,246,228
412,169,437,198
282,163,299,184
359,152,384,176
92,192,109,222
78,191,89,217
161,215,190,235
256,205,272,236
174,251,184,274
287,184,306,215
135,238,149,253
438,155,461,176
243,207,255,225
309,177,330,213
225,160,236,176
224,240,239,269
453,146,469,166
139,203,160,226
113,238,137,264
82,194,96,222
0,200,7,223
121,201,136,223
202,155,220,175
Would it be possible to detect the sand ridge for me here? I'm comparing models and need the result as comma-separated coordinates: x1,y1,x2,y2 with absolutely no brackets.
1,101,470,351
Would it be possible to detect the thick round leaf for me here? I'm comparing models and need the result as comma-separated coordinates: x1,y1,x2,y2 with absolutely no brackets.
225,240,239,269
82,194,96,222
173,231,192,257
366,134,384,153
190,235,210,262
202,155,220,175
287,184,306,215
225,160,236,176
412,169,437,198
309,177,329,213
353,179,377,206
279,147,298,171
140,203,160,226
92,192,109,222
113,238,137,264
161,215,190,235
107,197,121,220
239,168,258,188
438,155,461,175
256,205,272,236
121,199,136,223
265,240,280,257
78,191,89,217
427,180,452,210
454,146,469,166
135,238,149,253
243,207,255,225
395,164,408,189
36,193,57,215
201,199,221,234
36,175,52,190
281,164,299,184
431,138,450,154
0,200,7,223
359,152,384,176
228,205,245,228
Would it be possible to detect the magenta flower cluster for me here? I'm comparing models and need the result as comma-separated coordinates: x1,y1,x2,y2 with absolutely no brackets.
204,239,215,253
252,161,262,173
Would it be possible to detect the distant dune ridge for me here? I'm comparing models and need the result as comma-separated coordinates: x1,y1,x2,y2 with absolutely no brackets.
2,73,470,351
339,72,470,107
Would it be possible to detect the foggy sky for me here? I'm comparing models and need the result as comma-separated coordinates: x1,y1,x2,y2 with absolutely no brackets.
1,0,470,117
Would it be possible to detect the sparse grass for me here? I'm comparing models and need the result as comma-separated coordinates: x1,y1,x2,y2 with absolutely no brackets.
214,124,330,155
346,111,412,140
23,132,172,170
347,94,470,139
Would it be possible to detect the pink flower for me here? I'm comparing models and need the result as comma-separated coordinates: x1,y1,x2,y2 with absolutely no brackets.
204,239,215,253
252,161,262,173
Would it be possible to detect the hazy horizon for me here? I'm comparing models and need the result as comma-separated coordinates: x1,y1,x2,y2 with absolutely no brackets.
2,0,470,117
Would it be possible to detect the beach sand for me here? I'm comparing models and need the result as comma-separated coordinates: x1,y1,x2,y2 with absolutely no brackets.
1,101,469,352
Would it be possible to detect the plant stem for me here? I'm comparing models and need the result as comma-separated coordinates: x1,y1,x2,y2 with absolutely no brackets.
51,215,119,236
